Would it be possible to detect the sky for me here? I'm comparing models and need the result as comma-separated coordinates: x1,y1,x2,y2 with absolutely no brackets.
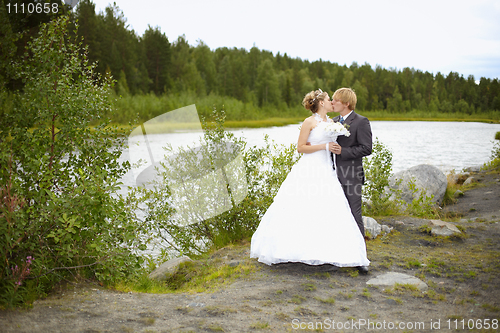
83,0,500,80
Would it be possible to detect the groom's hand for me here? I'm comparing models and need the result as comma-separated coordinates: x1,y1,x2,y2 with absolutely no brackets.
330,143,342,154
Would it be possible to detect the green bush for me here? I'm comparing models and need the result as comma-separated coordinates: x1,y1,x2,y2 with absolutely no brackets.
482,140,500,170
362,138,401,216
134,108,301,257
0,17,148,307
405,178,438,218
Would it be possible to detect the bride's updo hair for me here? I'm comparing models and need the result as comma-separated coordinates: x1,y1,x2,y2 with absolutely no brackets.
302,89,327,113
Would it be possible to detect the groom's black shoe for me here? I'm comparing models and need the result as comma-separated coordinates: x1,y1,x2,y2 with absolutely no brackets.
357,266,369,274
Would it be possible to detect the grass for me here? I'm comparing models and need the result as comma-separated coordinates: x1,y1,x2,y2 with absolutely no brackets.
359,110,500,123
290,295,307,304
481,303,500,312
314,296,336,304
206,324,225,332
249,321,270,329
338,291,353,299
114,242,257,294
302,283,317,291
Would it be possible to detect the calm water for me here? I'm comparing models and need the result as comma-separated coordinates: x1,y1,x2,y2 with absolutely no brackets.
229,121,500,174
121,121,500,189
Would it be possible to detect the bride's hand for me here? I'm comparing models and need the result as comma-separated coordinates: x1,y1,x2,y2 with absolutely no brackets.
329,143,342,154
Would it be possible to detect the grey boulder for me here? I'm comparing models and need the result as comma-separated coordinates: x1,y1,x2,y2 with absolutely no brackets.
149,255,193,282
367,272,428,290
389,164,447,205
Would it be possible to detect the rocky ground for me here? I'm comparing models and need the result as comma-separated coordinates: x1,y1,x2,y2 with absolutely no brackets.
1,170,499,333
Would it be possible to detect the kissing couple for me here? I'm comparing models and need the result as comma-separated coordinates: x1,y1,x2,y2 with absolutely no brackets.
250,87,372,274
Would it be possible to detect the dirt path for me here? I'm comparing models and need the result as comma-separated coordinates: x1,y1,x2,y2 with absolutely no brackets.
1,171,499,333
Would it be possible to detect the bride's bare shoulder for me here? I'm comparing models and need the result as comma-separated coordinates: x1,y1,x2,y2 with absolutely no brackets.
302,116,315,125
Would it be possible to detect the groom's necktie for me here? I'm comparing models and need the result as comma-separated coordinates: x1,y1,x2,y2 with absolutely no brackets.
333,117,344,171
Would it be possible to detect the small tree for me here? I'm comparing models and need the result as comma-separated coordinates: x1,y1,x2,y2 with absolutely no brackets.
362,139,399,216
0,16,146,307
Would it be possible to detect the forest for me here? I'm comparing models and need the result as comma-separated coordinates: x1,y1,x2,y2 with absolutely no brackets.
2,0,500,123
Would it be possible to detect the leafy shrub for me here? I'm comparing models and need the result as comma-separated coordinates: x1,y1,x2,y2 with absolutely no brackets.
405,178,439,218
482,140,500,170
362,138,401,216
135,108,301,257
0,17,147,307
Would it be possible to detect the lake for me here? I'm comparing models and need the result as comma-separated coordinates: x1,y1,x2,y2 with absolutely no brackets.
229,121,500,173
121,121,500,190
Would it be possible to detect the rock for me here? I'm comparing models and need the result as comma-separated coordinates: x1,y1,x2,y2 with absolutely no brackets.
362,216,392,239
453,190,464,198
463,177,477,186
428,219,462,237
389,164,447,205
363,216,381,239
384,298,399,306
463,166,481,173
366,272,428,290
228,260,240,267
381,225,393,234
149,255,193,282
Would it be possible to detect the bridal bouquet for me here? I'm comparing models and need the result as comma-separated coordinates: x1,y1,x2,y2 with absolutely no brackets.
324,121,350,141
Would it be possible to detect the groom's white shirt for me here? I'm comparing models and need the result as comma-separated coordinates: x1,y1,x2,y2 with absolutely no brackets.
342,110,354,121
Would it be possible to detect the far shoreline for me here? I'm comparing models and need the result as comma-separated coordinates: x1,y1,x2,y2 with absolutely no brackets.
223,116,500,129
113,115,500,133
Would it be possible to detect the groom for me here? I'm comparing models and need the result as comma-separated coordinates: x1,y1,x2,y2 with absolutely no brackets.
329,88,372,273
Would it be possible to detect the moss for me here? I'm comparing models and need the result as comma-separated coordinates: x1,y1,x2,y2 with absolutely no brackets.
206,324,225,332
302,283,317,291
249,321,270,329
388,297,403,304
348,270,359,278
481,303,500,312
418,224,432,234
289,295,307,304
314,296,335,304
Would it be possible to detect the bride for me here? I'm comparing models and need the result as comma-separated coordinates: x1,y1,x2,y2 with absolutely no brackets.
250,89,369,269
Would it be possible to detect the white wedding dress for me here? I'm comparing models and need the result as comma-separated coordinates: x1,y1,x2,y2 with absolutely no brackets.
250,114,370,267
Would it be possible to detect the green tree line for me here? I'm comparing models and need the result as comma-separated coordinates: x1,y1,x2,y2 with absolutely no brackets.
2,0,500,122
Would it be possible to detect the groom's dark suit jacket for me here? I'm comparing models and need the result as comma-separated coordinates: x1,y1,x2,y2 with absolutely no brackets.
333,111,372,236
333,112,372,186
